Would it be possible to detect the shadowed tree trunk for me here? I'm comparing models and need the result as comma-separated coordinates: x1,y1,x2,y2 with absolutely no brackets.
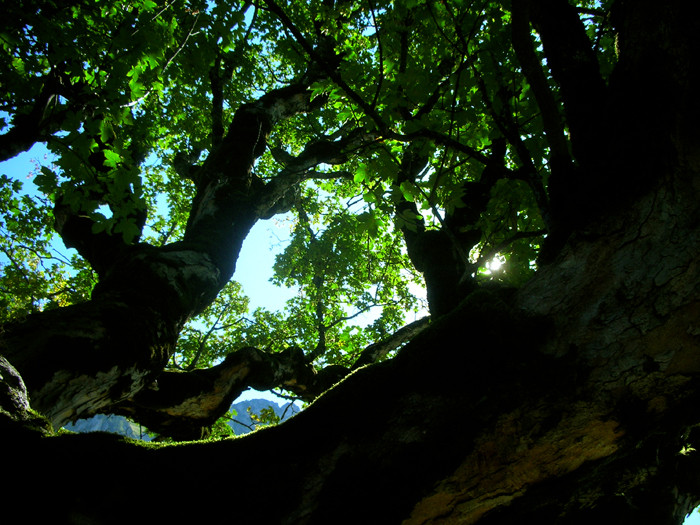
395,139,511,317
5,192,700,522
2,0,700,524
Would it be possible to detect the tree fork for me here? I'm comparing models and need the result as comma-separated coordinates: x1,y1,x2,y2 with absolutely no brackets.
0,83,327,429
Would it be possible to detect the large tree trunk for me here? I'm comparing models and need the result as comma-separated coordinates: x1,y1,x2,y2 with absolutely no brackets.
4,176,700,522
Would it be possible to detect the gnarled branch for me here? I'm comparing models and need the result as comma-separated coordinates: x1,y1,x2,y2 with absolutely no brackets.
113,316,431,440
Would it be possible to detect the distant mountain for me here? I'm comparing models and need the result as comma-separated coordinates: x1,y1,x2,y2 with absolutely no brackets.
228,398,301,435
64,413,152,440
64,398,301,439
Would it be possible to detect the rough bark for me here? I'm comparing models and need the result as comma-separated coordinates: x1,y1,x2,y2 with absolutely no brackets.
4,180,700,522
103,317,429,440
108,320,424,440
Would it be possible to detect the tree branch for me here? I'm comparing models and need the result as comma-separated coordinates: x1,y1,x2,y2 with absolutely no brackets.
261,0,390,134
352,316,431,368
182,82,326,278
114,313,433,440
475,228,547,269
113,344,340,440
470,59,552,231
52,208,132,278
511,0,572,171
527,0,607,166
253,128,382,219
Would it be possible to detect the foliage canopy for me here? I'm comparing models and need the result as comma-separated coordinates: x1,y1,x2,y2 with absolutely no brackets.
1,0,614,426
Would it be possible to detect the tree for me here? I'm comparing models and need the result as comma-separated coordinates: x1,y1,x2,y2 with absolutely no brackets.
2,0,700,523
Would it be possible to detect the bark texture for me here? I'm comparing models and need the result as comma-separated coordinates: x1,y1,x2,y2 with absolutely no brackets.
4,196,700,522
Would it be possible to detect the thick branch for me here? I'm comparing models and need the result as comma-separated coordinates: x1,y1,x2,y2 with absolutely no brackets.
511,0,571,170
1,296,178,426
3,83,330,429
0,75,66,162
52,208,131,278
114,314,432,440
113,345,341,440
352,316,431,368
182,83,326,282
527,0,607,167
253,128,381,219
9,213,700,521
395,141,511,317
0,116,50,162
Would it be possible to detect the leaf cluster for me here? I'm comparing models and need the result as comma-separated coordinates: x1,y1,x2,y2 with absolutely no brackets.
0,0,619,376
0,175,96,322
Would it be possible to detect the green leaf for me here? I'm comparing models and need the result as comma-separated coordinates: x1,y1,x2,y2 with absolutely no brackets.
113,218,141,244
103,150,121,168
0,0,554,378
100,119,115,144
354,164,368,183
399,180,420,202
34,167,59,195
